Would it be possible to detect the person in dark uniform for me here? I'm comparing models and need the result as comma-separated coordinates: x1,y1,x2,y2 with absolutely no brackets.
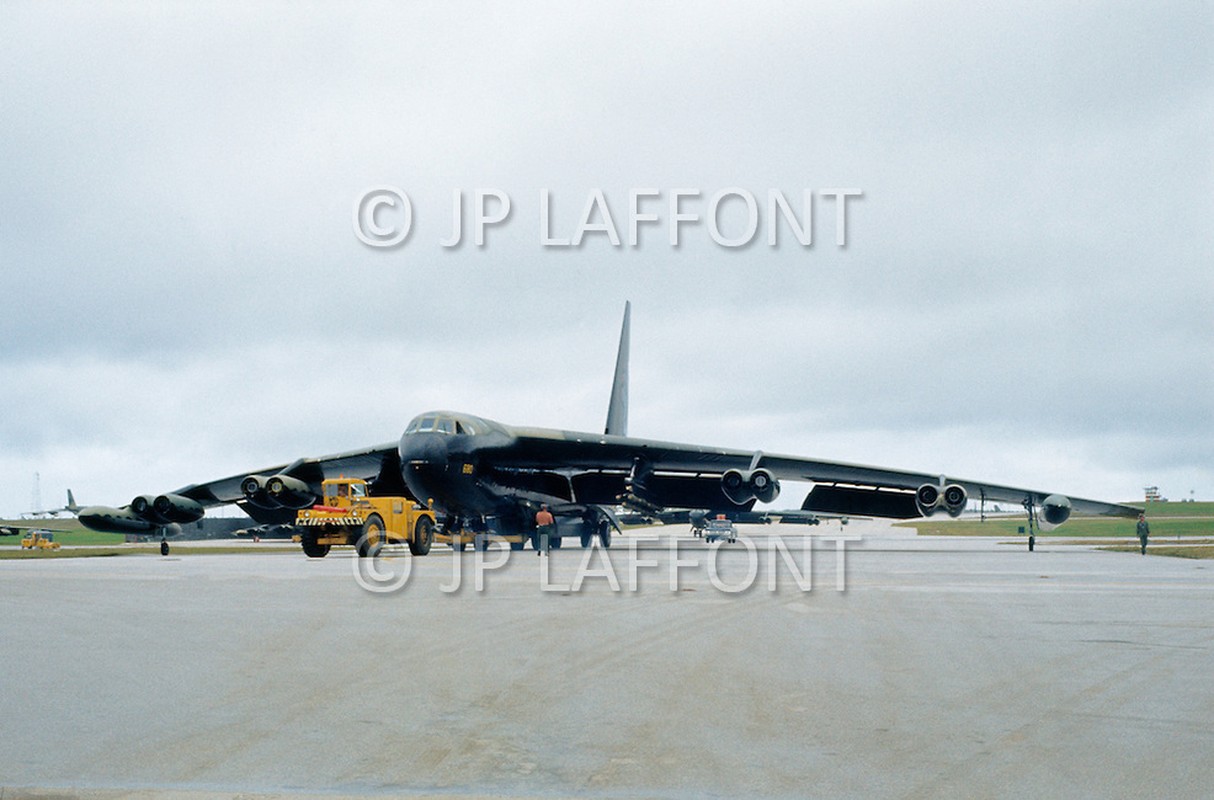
535,504,555,556
1137,513,1150,555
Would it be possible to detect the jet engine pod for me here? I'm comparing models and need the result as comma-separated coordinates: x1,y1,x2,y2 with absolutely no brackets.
749,468,780,504
915,483,942,516
241,475,276,508
130,494,159,520
1037,494,1072,531
722,469,752,505
265,474,316,510
721,468,781,505
942,484,968,518
152,493,205,524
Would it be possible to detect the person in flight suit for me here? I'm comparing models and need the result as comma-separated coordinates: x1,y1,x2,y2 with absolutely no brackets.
1137,513,1150,555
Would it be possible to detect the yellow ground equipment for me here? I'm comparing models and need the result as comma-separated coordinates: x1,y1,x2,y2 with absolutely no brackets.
292,478,435,558
20,531,62,550
433,528,534,552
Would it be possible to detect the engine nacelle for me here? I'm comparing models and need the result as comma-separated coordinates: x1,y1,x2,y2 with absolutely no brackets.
152,493,205,524
241,475,275,508
721,468,781,505
130,494,159,520
749,468,780,504
917,482,970,518
942,484,967,518
1037,494,1072,531
266,474,317,510
915,483,941,516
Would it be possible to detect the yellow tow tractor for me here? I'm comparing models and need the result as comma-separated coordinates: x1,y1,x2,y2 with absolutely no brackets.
20,531,62,551
292,477,436,558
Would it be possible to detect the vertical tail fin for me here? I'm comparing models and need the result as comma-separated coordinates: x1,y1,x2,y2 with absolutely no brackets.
604,301,630,436
66,490,78,514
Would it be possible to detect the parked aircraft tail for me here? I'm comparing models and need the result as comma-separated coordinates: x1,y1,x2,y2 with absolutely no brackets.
604,301,630,437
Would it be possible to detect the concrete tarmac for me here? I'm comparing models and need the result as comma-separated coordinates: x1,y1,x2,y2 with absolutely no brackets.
2,522,1212,799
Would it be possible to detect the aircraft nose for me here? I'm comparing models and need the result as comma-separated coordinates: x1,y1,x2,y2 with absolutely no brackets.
398,431,448,467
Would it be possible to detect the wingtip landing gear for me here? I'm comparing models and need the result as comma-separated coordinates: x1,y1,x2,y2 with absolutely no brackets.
1022,497,1038,553
160,537,169,556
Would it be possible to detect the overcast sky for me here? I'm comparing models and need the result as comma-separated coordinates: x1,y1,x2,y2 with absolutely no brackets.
1,1,1210,516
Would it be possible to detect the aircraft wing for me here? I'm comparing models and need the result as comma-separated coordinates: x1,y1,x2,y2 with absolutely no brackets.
169,442,401,508
491,429,1140,520
78,441,402,533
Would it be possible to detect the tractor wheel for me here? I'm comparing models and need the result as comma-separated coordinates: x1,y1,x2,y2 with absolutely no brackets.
300,535,330,558
410,516,434,556
358,514,386,557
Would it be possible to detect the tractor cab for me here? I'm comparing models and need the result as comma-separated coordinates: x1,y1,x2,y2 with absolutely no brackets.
322,478,368,509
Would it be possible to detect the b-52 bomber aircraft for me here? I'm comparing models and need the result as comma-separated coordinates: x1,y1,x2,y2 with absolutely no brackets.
81,303,1139,554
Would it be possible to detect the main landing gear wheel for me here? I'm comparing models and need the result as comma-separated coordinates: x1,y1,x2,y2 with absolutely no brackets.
598,521,612,549
1028,535,1035,552
410,516,434,556
357,514,386,558
160,538,169,556
580,530,593,548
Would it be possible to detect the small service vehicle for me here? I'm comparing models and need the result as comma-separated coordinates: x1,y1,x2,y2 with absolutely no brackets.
293,478,436,558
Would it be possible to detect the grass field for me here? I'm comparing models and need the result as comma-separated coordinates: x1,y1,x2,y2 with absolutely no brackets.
0,525,123,546
1133,500,1214,517
1099,544,1214,559
898,502,1214,539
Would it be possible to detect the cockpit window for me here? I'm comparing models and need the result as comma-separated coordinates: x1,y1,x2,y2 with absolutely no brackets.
407,414,479,435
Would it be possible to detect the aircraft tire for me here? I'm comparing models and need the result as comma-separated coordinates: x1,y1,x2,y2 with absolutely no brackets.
160,540,169,556
409,516,434,556
510,540,524,551
580,530,593,548
358,515,386,558
1028,535,1035,552
551,536,562,549
301,537,330,558
598,522,612,549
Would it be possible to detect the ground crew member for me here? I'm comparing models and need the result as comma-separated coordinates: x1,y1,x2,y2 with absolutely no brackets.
1137,513,1150,555
535,504,555,556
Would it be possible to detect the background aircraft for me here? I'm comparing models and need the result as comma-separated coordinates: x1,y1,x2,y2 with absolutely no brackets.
1,491,82,536
79,304,1139,553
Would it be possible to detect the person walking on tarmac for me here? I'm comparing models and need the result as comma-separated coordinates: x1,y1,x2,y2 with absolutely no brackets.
535,504,555,557
1137,513,1150,555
